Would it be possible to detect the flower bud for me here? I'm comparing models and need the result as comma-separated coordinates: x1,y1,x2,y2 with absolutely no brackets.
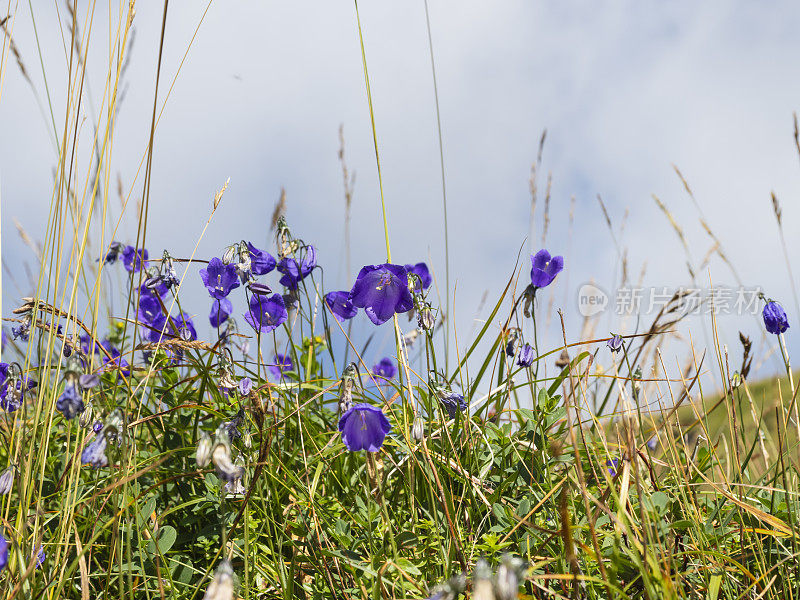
211,426,244,482
203,559,234,600
221,245,238,265
78,404,94,429
0,467,14,495
418,306,435,331
248,281,272,296
196,432,213,468
411,417,425,441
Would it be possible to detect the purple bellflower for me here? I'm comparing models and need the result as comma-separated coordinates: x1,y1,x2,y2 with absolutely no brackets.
122,246,148,273
516,343,535,367
244,293,288,333
172,314,197,341
11,321,29,342
268,353,294,379
137,295,162,325
1,376,37,412
210,298,233,328
200,257,241,299
608,334,623,353
438,391,467,419
325,291,358,321
404,262,432,291
372,357,397,379
277,245,317,289
247,242,277,275
349,264,414,325
103,241,123,265
338,403,391,452
56,379,85,420
81,432,109,468
763,301,789,335
0,534,8,572
530,249,563,289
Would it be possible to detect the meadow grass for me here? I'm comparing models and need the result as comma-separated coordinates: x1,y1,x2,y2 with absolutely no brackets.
0,3,799,599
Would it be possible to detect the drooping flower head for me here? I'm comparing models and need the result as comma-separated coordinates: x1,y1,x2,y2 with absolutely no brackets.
210,298,233,328
122,246,148,273
239,377,253,396
277,245,317,289
516,343,534,367
200,257,241,299
268,353,294,379
438,390,467,419
606,458,619,477
211,426,245,483
372,357,397,379
404,262,432,291
56,379,85,420
244,294,288,333
103,241,123,265
763,301,789,335
247,242,277,276
224,409,245,441
505,335,518,358
530,249,563,289
81,431,109,468
34,546,45,568
196,432,213,468
1,375,37,412
325,291,358,321
11,320,30,342
608,334,623,353
349,264,414,325
338,403,391,452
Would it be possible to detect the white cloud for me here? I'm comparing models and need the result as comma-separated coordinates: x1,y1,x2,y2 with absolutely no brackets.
2,1,799,378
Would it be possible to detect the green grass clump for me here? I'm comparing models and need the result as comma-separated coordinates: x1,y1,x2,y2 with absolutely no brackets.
2,3,800,599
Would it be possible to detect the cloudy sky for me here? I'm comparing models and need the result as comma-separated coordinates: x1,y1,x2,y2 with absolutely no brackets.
2,1,800,389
